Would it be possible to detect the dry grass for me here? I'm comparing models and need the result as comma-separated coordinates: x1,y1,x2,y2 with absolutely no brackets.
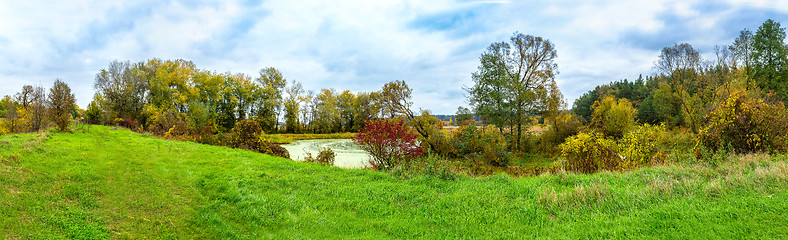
538,182,610,208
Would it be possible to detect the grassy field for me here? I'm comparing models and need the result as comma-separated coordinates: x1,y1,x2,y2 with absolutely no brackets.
1,125,787,239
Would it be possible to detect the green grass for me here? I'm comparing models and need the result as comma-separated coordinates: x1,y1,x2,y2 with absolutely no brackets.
2,125,787,239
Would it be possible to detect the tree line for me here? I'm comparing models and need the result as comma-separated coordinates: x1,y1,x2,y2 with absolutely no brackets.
80,58,422,137
1,80,76,133
572,19,788,133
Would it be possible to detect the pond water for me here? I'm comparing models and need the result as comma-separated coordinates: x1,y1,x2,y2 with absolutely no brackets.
281,139,371,168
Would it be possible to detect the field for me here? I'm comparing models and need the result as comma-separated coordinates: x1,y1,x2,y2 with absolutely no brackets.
2,125,788,239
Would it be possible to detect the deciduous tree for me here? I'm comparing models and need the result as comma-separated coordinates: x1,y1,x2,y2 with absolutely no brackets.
1,96,20,133
338,90,357,132
468,32,562,150
47,79,76,131
283,80,303,133
455,106,473,125
656,43,703,133
25,85,47,132
94,60,149,123
255,67,287,132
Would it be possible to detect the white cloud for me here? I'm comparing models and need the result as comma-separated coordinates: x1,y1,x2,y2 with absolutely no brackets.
1,0,788,114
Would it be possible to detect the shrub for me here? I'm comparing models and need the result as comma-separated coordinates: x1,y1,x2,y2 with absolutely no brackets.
560,131,619,173
266,143,290,159
411,111,456,156
561,124,669,173
304,147,335,166
229,120,264,150
696,90,788,156
0,120,8,135
227,119,290,159
113,118,125,126
193,121,219,145
539,112,583,154
353,118,423,170
85,101,102,124
451,124,509,166
617,124,667,169
591,96,636,138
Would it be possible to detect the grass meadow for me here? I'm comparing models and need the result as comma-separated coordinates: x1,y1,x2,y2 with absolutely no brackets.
1,125,787,239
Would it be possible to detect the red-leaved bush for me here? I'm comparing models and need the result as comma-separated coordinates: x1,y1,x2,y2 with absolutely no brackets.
353,118,423,170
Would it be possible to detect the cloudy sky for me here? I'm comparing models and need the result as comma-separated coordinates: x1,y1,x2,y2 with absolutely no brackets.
1,0,788,114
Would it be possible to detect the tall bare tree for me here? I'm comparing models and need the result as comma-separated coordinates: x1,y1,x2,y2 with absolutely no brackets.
26,85,48,132
656,43,702,133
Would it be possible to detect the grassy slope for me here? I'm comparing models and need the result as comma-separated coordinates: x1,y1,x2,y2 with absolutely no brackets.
1,125,787,239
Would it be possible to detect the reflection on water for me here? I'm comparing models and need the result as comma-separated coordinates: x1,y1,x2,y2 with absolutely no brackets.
281,139,371,168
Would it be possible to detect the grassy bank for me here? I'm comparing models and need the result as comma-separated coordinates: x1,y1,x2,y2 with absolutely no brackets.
264,132,356,144
1,125,787,238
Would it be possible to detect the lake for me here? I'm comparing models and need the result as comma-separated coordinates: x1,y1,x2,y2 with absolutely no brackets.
281,139,371,168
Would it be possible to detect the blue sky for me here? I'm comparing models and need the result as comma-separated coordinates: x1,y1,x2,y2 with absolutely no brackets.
1,0,788,114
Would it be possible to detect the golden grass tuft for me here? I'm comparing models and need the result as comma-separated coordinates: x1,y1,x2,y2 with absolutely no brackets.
538,183,610,208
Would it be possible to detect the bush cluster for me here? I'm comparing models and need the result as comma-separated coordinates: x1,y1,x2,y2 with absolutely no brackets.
559,132,619,173
591,96,636,138
560,124,667,173
538,113,583,154
696,90,788,156
617,124,667,168
451,124,509,166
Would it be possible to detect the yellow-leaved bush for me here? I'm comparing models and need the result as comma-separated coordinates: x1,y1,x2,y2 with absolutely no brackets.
560,124,667,173
617,124,667,169
695,90,788,156
559,131,618,173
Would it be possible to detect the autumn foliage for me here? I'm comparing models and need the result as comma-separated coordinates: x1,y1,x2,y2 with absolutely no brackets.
228,119,290,159
696,91,788,155
353,118,423,170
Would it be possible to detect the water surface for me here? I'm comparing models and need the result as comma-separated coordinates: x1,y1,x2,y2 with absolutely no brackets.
281,139,371,168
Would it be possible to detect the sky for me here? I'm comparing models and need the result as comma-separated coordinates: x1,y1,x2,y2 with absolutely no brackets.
1,0,788,114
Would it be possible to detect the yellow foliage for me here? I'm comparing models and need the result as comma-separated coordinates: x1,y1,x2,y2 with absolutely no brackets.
591,96,636,138
696,90,788,156
0,119,8,135
561,124,667,173
618,124,667,169
560,131,618,173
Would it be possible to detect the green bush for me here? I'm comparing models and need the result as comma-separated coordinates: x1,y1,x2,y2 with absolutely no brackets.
451,124,509,166
561,124,670,173
411,111,456,156
266,143,291,159
304,147,335,166
696,90,788,156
